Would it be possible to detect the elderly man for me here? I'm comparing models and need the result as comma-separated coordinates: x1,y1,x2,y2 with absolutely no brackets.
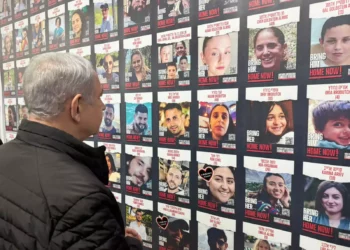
0,53,142,250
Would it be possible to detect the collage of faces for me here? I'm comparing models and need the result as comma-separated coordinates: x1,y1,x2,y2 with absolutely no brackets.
1,0,350,249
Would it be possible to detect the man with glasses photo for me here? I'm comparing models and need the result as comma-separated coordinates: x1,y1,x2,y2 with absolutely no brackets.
207,228,228,250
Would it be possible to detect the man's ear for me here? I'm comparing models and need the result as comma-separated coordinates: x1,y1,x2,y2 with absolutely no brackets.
70,94,83,122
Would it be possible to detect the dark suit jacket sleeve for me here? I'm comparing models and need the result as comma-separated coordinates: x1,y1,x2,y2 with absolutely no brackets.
48,192,135,250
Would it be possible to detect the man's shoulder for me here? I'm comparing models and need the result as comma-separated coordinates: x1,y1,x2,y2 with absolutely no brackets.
1,139,112,217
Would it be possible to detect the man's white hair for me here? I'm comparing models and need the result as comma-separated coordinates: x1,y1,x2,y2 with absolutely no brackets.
23,52,95,119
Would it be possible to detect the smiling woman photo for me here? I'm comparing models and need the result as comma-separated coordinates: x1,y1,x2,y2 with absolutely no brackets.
256,173,290,215
313,181,350,230
253,27,288,72
205,164,235,204
129,50,151,82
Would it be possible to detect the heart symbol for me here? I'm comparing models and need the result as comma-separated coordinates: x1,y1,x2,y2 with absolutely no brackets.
156,216,169,230
198,167,214,182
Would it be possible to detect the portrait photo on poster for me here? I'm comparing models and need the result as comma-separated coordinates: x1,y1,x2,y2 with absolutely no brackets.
157,0,190,28
14,18,29,58
303,162,350,242
4,98,17,132
243,222,291,250
158,148,191,205
157,27,192,88
125,196,153,249
16,58,29,96
246,85,297,155
158,91,191,146
30,0,44,15
98,142,121,190
124,34,152,90
197,211,236,250
2,61,16,97
98,93,121,140
197,151,236,215
198,0,238,21
69,45,92,62
125,92,152,143
125,144,153,197
30,11,46,55
300,235,350,250
306,84,350,160
198,89,237,150
14,0,28,20
309,0,350,79
247,7,299,82
123,0,150,36
48,4,66,51
1,23,14,61
94,0,118,41
198,18,239,86
17,97,28,127
0,0,12,25
68,0,90,46
157,202,191,250
95,41,120,90
244,156,294,227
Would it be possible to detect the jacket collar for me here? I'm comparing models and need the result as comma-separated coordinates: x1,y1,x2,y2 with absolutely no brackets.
16,119,109,185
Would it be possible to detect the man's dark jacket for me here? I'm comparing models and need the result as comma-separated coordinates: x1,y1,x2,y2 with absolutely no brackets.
0,120,141,250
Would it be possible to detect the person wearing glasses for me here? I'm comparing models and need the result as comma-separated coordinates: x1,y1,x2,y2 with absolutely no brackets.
100,3,113,33
207,228,228,250
102,54,119,85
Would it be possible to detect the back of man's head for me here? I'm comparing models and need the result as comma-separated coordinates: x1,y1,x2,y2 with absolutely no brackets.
23,52,95,120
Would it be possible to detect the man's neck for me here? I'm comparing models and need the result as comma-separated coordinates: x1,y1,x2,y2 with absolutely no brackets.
106,125,113,131
28,115,86,141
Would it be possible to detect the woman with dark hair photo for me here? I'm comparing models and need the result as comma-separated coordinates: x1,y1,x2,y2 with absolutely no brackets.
203,164,235,204
253,27,288,72
126,154,152,188
254,173,290,215
208,104,236,141
313,181,350,230
105,153,119,183
71,9,86,42
251,101,294,144
7,105,17,127
53,16,64,44
129,50,151,82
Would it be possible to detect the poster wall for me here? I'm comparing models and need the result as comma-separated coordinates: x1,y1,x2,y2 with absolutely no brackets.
1,0,349,249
